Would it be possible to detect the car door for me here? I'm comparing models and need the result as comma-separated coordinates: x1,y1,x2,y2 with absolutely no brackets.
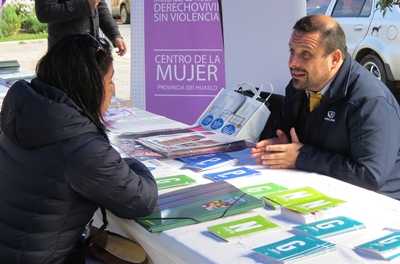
111,0,120,17
327,0,373,56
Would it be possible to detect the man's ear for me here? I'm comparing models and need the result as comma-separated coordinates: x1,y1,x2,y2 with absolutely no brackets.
331,49,342,69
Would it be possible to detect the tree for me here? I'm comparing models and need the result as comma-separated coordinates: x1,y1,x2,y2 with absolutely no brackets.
376,0,400,15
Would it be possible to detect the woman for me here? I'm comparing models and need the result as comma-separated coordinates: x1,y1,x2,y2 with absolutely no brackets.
0,34,158,263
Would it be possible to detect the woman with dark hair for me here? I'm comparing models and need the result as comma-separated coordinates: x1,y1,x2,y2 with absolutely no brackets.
0,34,158,264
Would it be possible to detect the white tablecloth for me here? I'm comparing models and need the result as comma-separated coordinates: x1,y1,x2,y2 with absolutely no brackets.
95,108,400,264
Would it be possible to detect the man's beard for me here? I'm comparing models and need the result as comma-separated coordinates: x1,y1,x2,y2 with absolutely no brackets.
290,67,309,91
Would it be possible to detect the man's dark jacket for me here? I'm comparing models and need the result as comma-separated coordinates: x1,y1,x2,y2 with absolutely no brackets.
0,79,158,263
273,55,400,199
35,0,121,47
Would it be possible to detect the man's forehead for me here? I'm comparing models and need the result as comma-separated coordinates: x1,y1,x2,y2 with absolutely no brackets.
289,30,321,47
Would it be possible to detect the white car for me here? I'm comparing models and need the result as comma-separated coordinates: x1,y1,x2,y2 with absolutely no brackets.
307,0,400,90
111,0,131,24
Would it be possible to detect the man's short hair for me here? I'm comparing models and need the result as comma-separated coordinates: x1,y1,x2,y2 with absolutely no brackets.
293,14,348,57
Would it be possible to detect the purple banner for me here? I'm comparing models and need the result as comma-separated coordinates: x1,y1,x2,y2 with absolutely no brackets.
144,0,225,125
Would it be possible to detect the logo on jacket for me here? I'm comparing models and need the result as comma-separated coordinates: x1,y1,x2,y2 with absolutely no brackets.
324,111,336,122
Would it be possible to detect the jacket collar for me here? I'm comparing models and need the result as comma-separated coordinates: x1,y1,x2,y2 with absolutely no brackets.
326,54,352,102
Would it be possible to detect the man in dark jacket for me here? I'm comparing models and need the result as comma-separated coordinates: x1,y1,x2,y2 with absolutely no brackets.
251,14,400,200
35,0,127,56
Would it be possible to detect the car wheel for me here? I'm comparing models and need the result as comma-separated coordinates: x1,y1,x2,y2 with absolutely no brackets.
120,5,131,24
360,54,387,84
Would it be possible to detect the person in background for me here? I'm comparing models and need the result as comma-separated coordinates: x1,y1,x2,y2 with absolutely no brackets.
0,34,157,263
0,0,6,25
251,14,400,200
35,0,127,56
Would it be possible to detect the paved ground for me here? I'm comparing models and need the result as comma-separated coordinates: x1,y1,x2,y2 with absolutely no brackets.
0,37,131,101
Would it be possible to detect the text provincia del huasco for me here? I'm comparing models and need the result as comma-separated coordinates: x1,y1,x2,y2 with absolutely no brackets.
157,84,218,91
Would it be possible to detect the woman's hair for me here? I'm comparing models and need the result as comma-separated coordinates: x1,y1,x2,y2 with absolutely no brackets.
35,34,113,139
293,14,348,58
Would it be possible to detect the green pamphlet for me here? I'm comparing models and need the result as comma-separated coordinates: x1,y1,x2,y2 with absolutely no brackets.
136,181,265,233
155,174,196,190
284,196,345,214
240,182,288,199
262,186,327,210
262,186,346,224
207,215,279,241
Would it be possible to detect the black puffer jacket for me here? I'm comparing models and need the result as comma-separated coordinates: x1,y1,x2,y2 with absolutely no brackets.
35,0,121,47
0,79,158,263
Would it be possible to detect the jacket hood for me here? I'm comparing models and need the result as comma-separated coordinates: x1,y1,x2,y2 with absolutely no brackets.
1,79,98,149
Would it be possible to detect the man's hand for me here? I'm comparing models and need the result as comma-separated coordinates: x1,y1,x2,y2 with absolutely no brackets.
114,37,127,56
250,128,303,169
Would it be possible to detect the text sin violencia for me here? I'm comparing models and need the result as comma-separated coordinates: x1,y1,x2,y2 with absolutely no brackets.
153,2,220,22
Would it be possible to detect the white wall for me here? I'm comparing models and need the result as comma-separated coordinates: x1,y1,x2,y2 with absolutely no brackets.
221,0,306,95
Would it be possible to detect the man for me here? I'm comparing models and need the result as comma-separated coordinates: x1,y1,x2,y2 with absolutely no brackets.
35,0,127,56
251,14,400,200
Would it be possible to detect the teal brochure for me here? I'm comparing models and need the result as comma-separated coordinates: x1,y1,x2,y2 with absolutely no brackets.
355,232,400,261
253,234,336,263
292,216,365,238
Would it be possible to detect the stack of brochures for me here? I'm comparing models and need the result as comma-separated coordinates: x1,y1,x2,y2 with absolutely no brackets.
262,186,346,224
252,234,336,263
354,232,400,261
292,216,365,238
135,130,247,158
0,69,35,87
0,60,20,73
141,159,177,176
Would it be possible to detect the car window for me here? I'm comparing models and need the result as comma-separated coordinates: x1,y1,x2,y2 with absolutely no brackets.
307,0,331,15
332,0,371,17
359,0,372,17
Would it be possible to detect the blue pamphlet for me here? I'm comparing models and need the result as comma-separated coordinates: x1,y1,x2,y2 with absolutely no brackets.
178,152,232,163
203,167,261,181
253,234,336,263
179,153,238,171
